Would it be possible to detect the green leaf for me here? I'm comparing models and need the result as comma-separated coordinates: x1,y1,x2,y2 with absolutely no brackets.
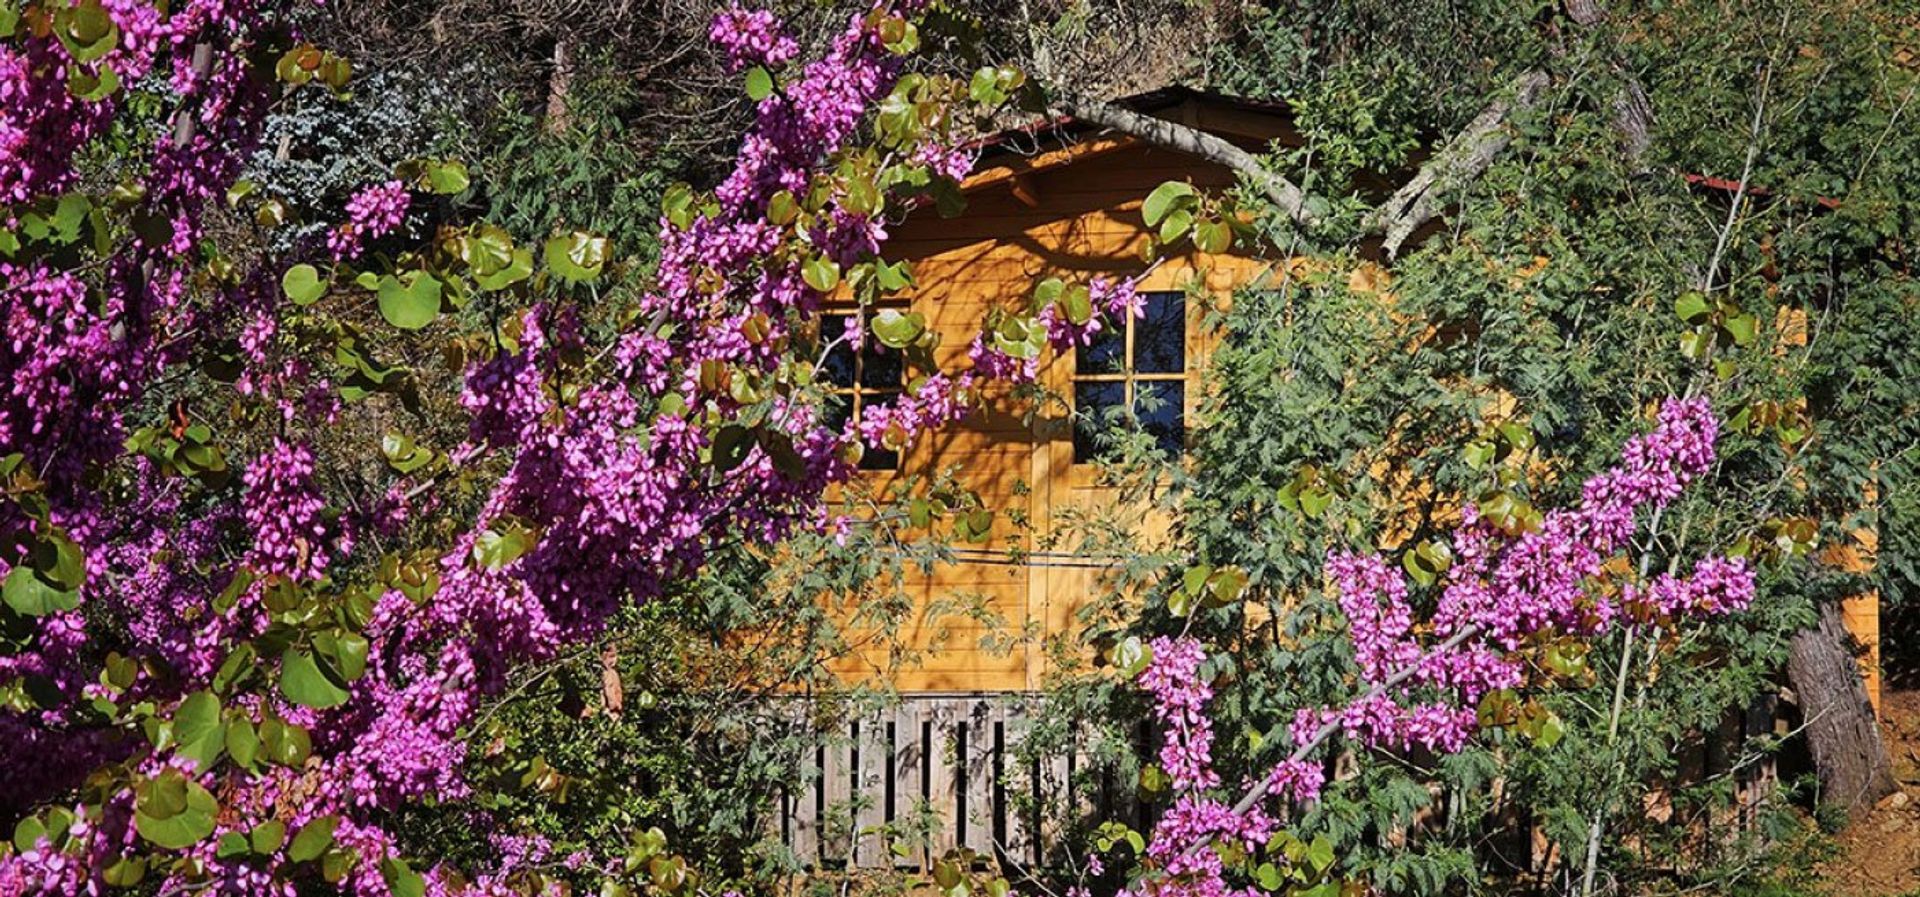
67,64,119,101
173,691,225,771
313,631,369,682
545,232,608,283
969,67,1006,105
377,271,442,330
382,856,427,897
260,717,311,767
288,815,338,862
1061,285,1093,325
1305,834,1336,874
251,819,287,855
1723,312,1758,347
134,774,217,850
1142,181,1195,227
4,565,79,616
802,256,842,293
472,525,535,571
870,309,925,348
744,66,774,101
13,817,45,852
1109,635,1152,677
1158,207,1193,244
475,247,534,291
423,160,469,195
225,720,261,769
279,650,350,709
217,832,251,859
711,425,755,472
57,2,119,63
282,264,328,305
1674,291,1712,324
1193,218,1232,254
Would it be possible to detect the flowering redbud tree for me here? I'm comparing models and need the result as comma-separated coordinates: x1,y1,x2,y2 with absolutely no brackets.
1095,397,1755,897
0,0,1139,892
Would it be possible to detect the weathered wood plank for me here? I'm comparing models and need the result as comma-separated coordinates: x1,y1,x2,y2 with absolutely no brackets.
893,703,928,868
822,722,853,864
962,698,996,855
856,716,889,867
927,699,961,857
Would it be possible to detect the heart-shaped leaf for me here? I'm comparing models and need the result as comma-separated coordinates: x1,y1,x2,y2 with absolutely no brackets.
377,271,442,330
281,264,327,305
279,650,350,709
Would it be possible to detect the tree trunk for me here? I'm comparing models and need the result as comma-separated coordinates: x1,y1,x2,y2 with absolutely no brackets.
1787,600,1895,819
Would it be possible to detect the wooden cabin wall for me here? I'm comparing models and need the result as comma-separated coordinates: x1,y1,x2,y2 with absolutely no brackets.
824,141,1273,693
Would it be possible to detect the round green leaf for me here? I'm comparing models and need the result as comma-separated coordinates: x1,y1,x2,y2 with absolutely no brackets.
744,66,774,101
172,691,226,771
544,232,608,283
4,565,78,617
288,814,338,862
1141,181,1195,227
281,264,328,306
279,650,350,709
377,271,443,330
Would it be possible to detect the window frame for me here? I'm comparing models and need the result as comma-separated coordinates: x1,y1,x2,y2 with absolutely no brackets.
819,306,907,472
1068,289,1190,467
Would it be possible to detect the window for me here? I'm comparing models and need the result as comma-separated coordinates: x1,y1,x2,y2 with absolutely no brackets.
1072,290,1185,463
819,312,903,470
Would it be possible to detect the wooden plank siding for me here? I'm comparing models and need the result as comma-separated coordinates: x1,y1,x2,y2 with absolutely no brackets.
820,115,1278,693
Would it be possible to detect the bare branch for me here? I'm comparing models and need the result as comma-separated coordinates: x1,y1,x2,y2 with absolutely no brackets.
1367,70,1550,257
1047,90,1321,229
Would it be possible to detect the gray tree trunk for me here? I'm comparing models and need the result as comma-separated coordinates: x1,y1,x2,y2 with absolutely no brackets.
1787,600,1896,819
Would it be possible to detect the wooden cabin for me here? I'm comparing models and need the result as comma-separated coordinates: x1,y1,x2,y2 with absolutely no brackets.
821,88,1288,694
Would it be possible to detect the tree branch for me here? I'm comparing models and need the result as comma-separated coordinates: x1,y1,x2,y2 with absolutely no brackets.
1047,90,1321,230
1366,70,1551,257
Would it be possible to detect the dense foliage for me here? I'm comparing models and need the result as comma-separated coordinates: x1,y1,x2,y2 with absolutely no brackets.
3,0,1915,895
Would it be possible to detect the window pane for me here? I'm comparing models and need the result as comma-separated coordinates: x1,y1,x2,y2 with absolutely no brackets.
1073,381,1126,463
819,393,852,434
859,344,902,390
819,315,857,387
1133,291,1185,374
1076,324,1126,375
860,391,901,470
1136,380,1185,457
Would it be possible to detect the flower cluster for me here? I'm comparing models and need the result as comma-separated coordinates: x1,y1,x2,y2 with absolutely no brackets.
1139,637,1220,791
242,439,334,581
708,3,800,71
328,179,412,259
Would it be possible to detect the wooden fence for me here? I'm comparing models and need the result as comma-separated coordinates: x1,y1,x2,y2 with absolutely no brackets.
773,693,1142,870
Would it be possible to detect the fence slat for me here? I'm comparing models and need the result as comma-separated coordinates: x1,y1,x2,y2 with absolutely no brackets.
893,703,927,868
856,716,889,867
1003,701,1034,867
822,721,852,864
927,699,961,858
963,698,996,855
793,740,819,865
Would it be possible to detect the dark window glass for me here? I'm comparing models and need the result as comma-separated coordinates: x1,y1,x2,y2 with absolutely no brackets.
859,346,902,390
1134,292,1185,374
1077,325,1127,375
819,316,857,387
1073,381,1126,463
1136,380,1185,457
